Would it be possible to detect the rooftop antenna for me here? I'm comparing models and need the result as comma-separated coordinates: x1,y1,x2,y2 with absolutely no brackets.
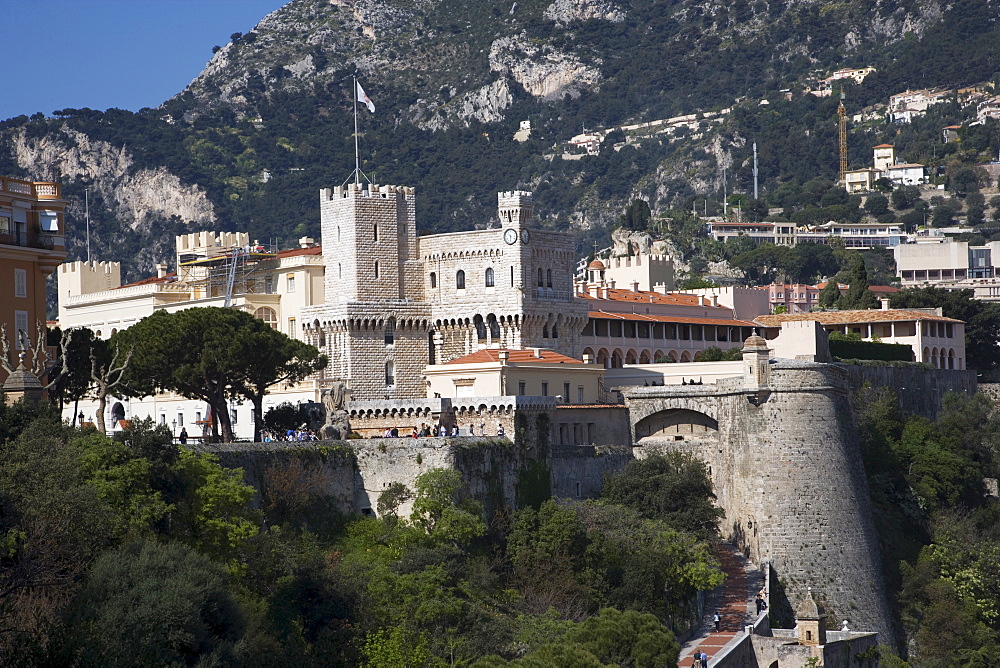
838,92,848,184
752,142,759,201
85,187,91,263
723,166,728,216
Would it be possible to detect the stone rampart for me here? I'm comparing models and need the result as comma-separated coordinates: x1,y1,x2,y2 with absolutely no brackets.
623,360,897,643
192,435,622,520
838,363,976,419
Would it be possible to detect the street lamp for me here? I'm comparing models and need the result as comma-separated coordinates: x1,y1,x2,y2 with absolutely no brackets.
172,419,177,442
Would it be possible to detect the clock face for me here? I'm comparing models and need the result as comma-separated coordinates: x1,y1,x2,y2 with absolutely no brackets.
520,229,530,245
503,228,518,245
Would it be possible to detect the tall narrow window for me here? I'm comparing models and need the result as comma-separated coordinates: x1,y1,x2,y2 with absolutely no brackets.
546,269,552,287
373,224,379,241
13,269,27,298
385,361,395,386
374,261,380,279
456,270,466,289
485,267,495,287
287,275,296,292
430,272,437,288
537,268,544,287
518,381,526,396
385,318,395,345
541,382,548,396
563,382,570,401
510,265,514,285
14,310,28,349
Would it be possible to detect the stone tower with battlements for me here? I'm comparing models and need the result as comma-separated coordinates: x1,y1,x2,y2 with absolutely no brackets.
319,183,420,304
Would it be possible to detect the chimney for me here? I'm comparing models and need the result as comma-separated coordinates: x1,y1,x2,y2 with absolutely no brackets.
156,263,168,279
608,279,616,289
631,280,640,292
654,282,669,295
880,298,891,310
498,349,510,365
583,353,593,364
601,286,611,299
531,347,544,359
589,284,600,298
711,295,719,307
299,236,315,248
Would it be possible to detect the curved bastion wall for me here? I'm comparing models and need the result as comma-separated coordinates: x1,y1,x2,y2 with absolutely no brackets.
624,360,895,644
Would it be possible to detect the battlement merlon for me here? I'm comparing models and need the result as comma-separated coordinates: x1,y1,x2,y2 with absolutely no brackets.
498,190,533,226
57,260,123,299
175,231,250,255
321,184,416,200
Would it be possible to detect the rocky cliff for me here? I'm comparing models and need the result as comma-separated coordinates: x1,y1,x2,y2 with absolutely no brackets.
1,0,992,279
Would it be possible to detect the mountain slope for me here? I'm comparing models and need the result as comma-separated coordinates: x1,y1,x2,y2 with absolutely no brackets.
2,0,999,283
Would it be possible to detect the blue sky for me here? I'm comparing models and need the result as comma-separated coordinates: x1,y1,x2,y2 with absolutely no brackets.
1,1,285,121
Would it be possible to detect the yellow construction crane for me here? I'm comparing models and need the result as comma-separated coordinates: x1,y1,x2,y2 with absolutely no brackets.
838,93,847,184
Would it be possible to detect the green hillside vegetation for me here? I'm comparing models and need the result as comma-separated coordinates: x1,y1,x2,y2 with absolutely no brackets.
2,1,1000,280
0,395,723,666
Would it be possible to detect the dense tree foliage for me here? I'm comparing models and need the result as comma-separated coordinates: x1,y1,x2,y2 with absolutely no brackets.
115,308,324,442
0,401,723,665
856,388,1000,664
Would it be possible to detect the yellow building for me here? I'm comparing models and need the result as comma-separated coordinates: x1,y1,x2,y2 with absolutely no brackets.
423,348,604,404
0,176,66,381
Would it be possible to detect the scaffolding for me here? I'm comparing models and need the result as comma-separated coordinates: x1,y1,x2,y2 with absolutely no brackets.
177,241,280,306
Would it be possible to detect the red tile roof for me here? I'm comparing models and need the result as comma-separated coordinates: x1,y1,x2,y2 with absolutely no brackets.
755,309,962,326
444,348,585,365
578,288,710,306
589,310,758,327
117,273,176,289
277,245,322,258
873,143,894,148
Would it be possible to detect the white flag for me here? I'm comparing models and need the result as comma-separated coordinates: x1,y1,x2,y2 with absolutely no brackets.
356,81,375,113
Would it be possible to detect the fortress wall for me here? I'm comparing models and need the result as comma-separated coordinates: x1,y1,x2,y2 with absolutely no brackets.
627,363,894,642
725,363,893,639
837,364,976,419
549,444,632,499
194,438,520,518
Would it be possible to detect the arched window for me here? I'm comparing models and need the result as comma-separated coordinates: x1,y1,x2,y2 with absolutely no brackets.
546,269,552,288
253,307,278,329
537,268,544,287
430,271,437,288
374,261,380,279
485,267,495,287
543,325,549,338
551,323,558,338
456,270,466,289
385,318,395,345
385,361,395,386
373,224,379,242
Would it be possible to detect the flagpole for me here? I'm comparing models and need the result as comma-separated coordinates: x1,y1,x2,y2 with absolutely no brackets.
353,76,360,186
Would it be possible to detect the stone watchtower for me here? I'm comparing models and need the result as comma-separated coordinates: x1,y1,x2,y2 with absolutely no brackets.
796,588,827,647
742,331,771,391
302,183,431,401
318,183,420,304
498,190,532,229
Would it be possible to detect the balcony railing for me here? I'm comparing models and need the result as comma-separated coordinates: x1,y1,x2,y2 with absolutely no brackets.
0,177,61,199
0,229,62,251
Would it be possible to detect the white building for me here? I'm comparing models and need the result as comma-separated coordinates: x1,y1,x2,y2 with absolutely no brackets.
755,306,966,369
